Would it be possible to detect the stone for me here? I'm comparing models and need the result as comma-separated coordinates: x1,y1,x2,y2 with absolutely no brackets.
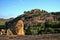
14,20,25,35
7,29,13,35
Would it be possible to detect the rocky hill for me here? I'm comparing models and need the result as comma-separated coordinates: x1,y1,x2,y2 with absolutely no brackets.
0,9,60,35
12,9,55,27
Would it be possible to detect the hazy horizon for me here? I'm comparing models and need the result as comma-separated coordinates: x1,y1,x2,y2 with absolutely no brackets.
0,0,60,18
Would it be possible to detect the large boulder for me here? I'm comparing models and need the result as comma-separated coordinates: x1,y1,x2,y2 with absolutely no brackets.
6,20,25,35
14,20,25,35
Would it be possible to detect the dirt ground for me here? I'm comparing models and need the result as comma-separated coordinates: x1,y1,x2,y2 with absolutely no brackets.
0,34,60,40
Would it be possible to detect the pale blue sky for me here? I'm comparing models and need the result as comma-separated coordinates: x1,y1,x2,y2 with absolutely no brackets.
0,0,60,18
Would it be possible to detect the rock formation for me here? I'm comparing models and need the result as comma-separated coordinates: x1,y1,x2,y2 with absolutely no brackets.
4,9,60,35
14,20,25,35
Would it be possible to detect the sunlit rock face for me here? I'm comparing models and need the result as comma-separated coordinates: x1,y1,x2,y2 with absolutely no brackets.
14,20,25,35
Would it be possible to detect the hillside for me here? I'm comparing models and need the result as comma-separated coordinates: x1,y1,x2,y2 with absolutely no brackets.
0,18,14,29
51,12,60,21
0,18,8,29
0,9,60,35
13,9,54,27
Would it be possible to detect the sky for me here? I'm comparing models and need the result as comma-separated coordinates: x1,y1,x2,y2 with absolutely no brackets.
0,0,60,19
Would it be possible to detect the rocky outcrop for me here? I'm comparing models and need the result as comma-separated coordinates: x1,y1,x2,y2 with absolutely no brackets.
14,20,25,35
6,20,25,35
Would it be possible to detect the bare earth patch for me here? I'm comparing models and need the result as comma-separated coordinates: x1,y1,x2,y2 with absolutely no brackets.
0,34,60,40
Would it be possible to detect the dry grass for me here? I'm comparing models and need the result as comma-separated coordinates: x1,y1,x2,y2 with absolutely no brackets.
0,34,60,40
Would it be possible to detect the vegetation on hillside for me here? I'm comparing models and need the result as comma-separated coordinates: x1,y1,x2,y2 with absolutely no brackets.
0,9,60,35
